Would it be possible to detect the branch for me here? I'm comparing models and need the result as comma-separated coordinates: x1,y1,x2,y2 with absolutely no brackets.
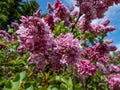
71,11,82,32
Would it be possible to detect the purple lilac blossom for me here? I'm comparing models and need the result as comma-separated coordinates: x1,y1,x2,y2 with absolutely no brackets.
108,74,120,90
55,33,81,65
82,43,116,63
74,59,96,77
16,11,55,71
47,0,70,25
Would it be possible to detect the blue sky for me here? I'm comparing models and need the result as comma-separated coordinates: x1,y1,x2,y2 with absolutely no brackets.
37,0,120,50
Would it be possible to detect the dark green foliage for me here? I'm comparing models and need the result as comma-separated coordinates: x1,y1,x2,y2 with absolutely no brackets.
21,0,39,16
0,0,39,30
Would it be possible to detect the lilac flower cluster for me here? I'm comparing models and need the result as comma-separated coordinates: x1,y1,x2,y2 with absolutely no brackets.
17,17,54,53
82,43,117,63
78,18,115,33
76,0,119,33
16,11,55,70
48,33,81,71
76,0,120,21
96,62,120,75
107,64,120,73
77,16,91,33
0,30,11,40
55,33,81,65
91,20,115,34
96,62,109,74
74,59,96,77
108,74,120,90
47,0,70,26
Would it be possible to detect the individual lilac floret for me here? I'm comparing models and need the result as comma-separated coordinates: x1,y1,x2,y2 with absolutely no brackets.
101,19,110,26
108,74,120,90
74,59,96,77
104,39,113,44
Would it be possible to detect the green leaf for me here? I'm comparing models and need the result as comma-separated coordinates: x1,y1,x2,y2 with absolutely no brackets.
26,84,34,90
53,21,69,37
11,80,20,90
61,77,73,89
13,73,20,82
4,80,12,90
38,86,47,90
4,71,27,90
47,85,59,90
8,28,14,34
20,71,26,83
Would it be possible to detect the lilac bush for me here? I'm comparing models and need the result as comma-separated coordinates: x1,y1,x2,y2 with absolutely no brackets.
1,0,120,90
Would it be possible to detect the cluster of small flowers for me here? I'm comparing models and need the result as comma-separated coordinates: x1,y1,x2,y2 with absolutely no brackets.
107,64,120,73
76,0,119,33
55,33,81,65
74,59,96,77
96,62,120,75
48,33,81,71
82,43,117,63
108,74,120,90
47,0,70,26
0,30,11,40
90,19,115,34
96,62,109,74
16,10,82,71
16,11,56,70
78,18,115,33
76,0,120,21
17,17,54,53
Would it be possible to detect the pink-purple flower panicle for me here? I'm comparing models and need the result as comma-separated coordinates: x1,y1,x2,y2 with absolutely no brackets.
16,11,55,70
55,33,81,65
82,43,116,63
74,59,96,77
0,30,11,40
108,74,120,90
47,0,70,25
76,0,120,20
